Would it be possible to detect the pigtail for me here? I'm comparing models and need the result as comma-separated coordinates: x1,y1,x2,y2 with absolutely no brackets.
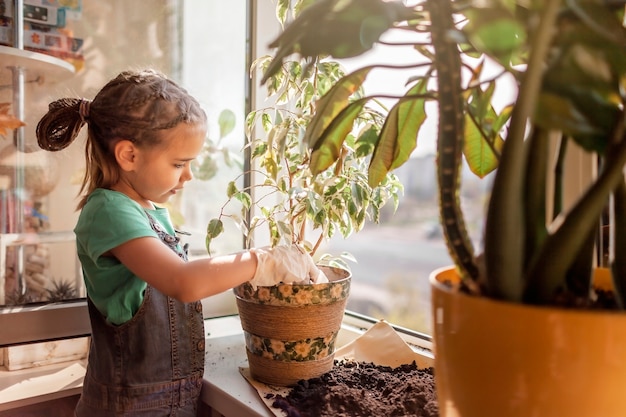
36,97,87,152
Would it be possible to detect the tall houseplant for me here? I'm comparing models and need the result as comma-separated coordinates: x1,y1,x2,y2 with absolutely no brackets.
257,0,626,413
205,2,404,263
206,1,405,386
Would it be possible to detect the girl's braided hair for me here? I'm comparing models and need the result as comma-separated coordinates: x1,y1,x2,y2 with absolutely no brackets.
36,69,207,209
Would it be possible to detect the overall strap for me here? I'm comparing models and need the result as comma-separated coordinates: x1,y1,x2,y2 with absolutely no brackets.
144,210,189,261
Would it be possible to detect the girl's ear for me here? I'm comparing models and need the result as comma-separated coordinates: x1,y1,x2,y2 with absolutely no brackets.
114,140,138,171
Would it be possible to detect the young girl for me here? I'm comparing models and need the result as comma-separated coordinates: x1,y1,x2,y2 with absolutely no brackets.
36,69,322,417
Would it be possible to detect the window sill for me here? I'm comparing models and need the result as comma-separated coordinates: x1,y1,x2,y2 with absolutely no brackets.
0,358,86,411
201,314,433,417
0,314,433,415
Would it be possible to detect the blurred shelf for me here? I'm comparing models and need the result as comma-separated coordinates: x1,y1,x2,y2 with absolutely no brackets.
0,45,74,87
0,230,75,247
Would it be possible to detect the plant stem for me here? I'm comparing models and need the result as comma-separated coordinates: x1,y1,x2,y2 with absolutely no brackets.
483,0,561,301
612,178,626,309
525,112,626,303
428,0,480,287
523,127,548,270
552,135,568,221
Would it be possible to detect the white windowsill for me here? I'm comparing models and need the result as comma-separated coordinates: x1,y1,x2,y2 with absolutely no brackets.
0,314,433,415
0,358,86,411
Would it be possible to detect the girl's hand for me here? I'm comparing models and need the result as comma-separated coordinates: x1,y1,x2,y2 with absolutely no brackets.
250,245,328,289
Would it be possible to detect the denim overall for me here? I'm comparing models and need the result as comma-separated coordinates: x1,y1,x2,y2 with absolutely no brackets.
75,213,205,416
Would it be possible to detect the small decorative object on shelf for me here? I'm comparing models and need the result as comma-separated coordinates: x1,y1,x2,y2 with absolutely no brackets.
0,0,84,71
0,102,24,137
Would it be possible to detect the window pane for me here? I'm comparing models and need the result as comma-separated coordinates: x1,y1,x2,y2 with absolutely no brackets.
0,0,248,340
312,14,494,335
179,1,248,258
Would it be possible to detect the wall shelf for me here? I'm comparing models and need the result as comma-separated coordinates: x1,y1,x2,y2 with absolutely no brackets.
0,45,74,87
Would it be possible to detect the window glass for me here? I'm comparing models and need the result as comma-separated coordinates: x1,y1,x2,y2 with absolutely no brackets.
0,0,508,342
0,0,248,341
312,6,503,335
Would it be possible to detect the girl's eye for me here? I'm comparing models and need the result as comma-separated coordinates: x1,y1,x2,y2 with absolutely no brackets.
174,164,185,169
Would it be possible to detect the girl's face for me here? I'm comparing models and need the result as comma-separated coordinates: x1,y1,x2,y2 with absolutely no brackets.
117,122,207,208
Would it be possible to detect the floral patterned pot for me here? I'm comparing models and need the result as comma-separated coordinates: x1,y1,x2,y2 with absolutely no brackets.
234,266,351,386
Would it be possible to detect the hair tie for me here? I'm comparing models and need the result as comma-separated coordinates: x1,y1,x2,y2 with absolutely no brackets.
79,99,91,123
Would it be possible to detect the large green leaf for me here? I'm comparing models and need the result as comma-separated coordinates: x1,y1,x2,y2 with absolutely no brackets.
309,99,368,174
462,6,527,66
534,92,606,152
390,81,428,170
464,115,502,178
463,102,507,178
368,80,427,187
462,68,507,178
305,66,373,149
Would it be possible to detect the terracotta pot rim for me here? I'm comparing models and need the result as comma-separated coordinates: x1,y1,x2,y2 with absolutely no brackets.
430,265,624,317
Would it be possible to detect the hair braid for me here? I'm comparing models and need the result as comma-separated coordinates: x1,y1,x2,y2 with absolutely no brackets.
35,68,207,209
122,90,158,112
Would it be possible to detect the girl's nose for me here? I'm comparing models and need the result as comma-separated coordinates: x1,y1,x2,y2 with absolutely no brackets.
182,164,193,181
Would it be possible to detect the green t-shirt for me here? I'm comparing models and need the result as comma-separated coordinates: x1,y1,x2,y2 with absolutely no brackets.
74,188,180,325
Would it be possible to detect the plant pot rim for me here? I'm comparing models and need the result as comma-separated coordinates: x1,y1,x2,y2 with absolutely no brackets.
238,265,352,290
253,274,351,288
234,267,351,306
429,265,623,317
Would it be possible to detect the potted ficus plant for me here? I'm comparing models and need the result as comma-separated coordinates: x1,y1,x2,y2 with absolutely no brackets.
254,0,626,414
205,1,404,386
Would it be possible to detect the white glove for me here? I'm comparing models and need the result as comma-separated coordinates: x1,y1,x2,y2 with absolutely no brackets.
249,245,329,289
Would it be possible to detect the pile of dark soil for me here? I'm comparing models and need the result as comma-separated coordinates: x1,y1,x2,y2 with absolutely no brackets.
266,360,439,417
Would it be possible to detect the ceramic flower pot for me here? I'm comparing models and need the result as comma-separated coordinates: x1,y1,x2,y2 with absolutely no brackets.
430,266,626,417
234,266,351,386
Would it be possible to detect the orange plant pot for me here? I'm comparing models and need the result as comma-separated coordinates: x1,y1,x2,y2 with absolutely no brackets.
430,266,626,417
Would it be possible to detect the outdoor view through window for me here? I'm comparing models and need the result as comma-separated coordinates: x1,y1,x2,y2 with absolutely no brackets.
0,1,500,339
313,2,506,333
